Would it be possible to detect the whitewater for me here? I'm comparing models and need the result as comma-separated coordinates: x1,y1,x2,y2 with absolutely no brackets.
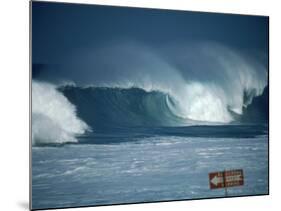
32,132,268,209
32,81,90,145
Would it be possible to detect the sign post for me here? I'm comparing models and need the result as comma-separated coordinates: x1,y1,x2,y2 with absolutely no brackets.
223,170,228,196
209,169,244,196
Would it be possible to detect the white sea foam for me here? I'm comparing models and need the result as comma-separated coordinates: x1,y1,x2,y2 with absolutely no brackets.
32,80,90,145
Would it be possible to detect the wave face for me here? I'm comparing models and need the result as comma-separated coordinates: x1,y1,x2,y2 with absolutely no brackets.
60,86,188,129
32,81,90,145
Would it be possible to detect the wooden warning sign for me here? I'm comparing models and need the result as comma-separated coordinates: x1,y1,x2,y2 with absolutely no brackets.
209,169,244,189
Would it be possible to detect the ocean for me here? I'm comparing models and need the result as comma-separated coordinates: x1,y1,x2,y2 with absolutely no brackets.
31,82,268,209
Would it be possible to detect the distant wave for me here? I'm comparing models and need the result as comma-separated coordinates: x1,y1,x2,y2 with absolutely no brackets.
32,81,90,145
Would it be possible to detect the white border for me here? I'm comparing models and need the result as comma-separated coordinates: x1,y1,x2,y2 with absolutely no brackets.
1,0,280,210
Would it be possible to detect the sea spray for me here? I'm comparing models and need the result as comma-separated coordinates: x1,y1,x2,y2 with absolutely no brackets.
32,80,90,145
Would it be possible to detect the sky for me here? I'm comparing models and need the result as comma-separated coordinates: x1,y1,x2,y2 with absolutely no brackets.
32,1,269,85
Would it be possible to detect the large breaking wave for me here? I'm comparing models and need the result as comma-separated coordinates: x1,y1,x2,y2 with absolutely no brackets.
32,80,267,145
60,42,268,122
32,43,268,145
59,84,268,129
